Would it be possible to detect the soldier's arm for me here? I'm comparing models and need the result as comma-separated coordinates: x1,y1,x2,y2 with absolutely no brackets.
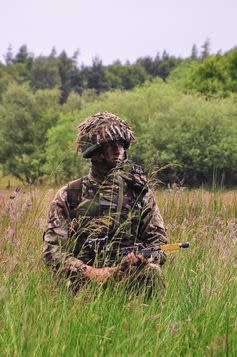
43,186,75,270
43,186,118,280
139,189,168,263
43,187,94,274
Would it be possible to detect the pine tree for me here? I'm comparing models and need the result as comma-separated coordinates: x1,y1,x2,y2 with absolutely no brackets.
58,51,81,103
4,45,14,65
15,45,32,64
162,50,169,61
50,47,57,58
191,44,198,60
87,56,109,93
201,39,210,60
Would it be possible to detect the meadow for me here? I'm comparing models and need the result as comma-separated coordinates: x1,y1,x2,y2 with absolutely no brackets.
0,187,236,356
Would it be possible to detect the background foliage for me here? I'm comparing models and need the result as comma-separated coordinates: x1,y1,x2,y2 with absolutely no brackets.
0,43,237,186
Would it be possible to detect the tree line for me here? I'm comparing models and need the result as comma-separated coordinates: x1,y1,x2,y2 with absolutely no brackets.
0,40,213,103
0,42,237,186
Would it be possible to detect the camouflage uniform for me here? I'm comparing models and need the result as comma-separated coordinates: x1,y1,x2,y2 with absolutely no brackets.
43,112,167,293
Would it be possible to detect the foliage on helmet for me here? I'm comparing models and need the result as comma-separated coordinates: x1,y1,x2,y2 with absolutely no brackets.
77,112,136,158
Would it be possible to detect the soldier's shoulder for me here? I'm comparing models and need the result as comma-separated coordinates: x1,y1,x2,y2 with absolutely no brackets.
67,177,84,189
53,185,68,203
53,176,86,203
66,176,91,211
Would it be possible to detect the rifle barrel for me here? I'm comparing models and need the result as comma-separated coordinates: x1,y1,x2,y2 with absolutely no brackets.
160,242,190,251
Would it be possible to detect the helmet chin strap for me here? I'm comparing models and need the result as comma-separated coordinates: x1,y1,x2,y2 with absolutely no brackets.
124,150,128,161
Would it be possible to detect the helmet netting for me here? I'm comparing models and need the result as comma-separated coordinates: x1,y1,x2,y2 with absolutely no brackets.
77,112,136,157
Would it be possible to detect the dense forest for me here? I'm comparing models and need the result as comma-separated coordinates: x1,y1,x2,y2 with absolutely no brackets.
0,41,237,186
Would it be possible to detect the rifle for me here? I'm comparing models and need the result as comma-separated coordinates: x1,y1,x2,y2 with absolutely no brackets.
86,237,190,263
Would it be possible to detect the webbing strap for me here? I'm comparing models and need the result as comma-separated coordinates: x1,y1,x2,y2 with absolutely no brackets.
67,177,84,219
114,175,124,228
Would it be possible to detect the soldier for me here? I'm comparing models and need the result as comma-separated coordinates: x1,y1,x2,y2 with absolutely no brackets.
43,112,167,294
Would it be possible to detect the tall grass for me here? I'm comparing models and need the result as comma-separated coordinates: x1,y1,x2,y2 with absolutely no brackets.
0,188,236,356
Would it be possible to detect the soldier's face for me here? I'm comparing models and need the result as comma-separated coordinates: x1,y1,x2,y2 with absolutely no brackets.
102,142,125,167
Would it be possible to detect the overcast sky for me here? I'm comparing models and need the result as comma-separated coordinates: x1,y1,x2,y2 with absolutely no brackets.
1,0,236,65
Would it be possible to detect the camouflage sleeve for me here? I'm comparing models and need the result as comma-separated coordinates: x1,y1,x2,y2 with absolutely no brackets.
140,188,168,249
43,185,73,270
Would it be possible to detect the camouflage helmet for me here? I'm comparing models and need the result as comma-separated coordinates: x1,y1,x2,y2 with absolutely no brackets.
77,112,136,158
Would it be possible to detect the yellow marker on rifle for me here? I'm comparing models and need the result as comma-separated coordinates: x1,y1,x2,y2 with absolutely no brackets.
160,242,190,251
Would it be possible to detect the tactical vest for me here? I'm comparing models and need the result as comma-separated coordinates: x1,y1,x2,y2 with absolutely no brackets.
66,163,148,266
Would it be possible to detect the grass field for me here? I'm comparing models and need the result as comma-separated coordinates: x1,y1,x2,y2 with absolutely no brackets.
0,187,236,356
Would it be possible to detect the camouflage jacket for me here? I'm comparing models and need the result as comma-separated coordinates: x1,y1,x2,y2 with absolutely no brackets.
43,162,167,270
